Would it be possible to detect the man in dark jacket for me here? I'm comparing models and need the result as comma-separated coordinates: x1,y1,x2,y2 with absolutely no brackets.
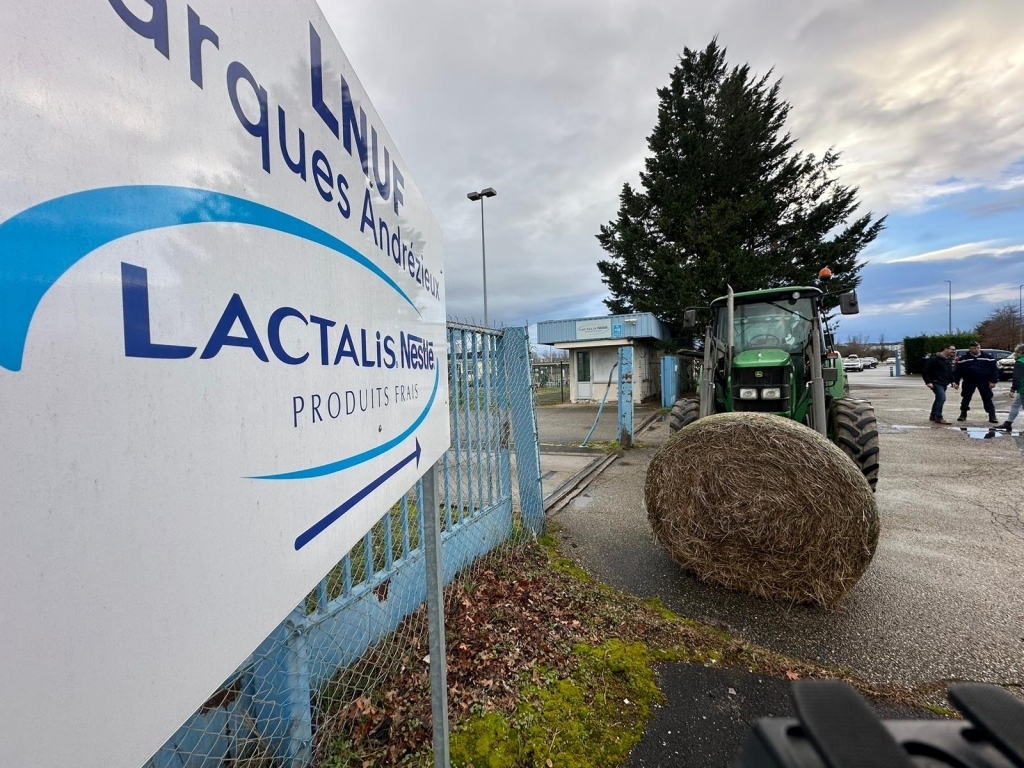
998,343,1024,432
922,344,958,424
954,341,999,423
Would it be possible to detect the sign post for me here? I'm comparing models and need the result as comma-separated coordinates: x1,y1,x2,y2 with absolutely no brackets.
0,2,448,765
421,463,451,768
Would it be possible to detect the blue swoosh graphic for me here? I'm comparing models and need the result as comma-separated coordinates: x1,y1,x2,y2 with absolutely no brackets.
0,185,418,372
247,365,440,480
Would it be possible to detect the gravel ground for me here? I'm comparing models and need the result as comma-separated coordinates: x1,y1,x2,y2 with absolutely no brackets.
551,368,1024,689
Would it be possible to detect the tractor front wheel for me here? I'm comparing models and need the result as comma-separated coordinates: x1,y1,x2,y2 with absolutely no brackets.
668,398,700,433
830,398,880,491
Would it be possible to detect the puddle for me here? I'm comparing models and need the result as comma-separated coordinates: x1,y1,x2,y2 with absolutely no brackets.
890,424,1020,440
952,427,1012,440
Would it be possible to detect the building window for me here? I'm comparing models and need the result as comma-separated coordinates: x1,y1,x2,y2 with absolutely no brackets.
577,351,591,382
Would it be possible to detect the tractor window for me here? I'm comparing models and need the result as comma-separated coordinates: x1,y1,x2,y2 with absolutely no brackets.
716,299,815,354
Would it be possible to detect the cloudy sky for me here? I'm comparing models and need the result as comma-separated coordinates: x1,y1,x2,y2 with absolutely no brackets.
321,0,1024,344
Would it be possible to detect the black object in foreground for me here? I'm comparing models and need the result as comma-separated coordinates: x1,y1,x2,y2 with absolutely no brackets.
734,679,1024,767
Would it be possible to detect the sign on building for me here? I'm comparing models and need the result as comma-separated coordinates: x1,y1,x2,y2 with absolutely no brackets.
0,2,448,765
575,318,612,340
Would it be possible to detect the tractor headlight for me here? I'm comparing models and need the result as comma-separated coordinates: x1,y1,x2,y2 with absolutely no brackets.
739,388,758,400
761,387,782,400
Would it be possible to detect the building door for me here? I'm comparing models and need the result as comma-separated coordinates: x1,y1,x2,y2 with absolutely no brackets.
577,350,592,400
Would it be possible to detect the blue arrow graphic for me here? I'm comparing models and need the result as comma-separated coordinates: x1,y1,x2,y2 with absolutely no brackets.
294,437,422,551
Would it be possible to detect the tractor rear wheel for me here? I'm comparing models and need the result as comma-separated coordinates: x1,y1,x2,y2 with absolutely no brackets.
830,398,880,491
669,398,700,433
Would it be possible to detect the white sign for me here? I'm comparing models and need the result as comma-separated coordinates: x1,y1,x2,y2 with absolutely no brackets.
0,2,448,766
576,318,612,340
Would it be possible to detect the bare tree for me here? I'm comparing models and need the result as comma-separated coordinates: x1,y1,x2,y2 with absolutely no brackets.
975,304,1022,350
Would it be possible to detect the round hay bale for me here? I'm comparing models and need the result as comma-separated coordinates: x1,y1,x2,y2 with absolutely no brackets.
645,412,878,607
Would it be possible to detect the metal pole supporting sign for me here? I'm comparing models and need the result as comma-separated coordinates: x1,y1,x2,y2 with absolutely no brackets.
421,461,451,767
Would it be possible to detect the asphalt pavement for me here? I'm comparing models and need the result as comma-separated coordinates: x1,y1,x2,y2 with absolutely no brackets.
537,370,1024,765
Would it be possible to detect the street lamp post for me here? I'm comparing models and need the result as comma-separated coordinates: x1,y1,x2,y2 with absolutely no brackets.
944,280,952,334
466,187,497,327
1019,284,1023,344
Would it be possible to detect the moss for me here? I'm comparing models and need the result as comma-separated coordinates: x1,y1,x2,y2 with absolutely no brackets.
538,533,593,583
450,640,662,768
537,533,558,549
642,596,680,623
680,617,733,643
576,440,621,452
640,597,734,642
922,704,957,718
450,712,517,768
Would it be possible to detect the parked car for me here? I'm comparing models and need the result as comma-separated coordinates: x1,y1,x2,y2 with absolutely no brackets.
861,356,878,369
954,349,1012,381
997,354,1015,381
843,355,864,372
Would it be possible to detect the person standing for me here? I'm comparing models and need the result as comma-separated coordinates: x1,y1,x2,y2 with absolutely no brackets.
997,343,1024,432
923,344,958,424
954,341,999,423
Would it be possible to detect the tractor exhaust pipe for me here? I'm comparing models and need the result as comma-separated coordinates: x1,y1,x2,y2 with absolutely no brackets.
726,285,735,379
809,314,828,436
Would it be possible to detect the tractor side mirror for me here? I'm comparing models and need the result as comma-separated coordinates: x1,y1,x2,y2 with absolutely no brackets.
683,309,697,328
839,291,860,315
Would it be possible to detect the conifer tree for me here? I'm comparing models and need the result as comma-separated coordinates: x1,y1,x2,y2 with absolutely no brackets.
597,40,884,329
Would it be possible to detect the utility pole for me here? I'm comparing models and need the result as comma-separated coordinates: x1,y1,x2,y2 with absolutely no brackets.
944,280,952,334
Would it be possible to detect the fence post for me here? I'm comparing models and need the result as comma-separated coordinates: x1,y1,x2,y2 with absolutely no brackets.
618,345,634,449
421,461,450,768
500,326,544,533
249,609,312,766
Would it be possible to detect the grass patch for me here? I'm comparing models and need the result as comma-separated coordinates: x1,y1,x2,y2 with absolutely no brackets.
535,386,569,406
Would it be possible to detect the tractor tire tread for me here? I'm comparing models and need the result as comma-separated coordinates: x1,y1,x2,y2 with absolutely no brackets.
830,397,881,491
668,398,700,433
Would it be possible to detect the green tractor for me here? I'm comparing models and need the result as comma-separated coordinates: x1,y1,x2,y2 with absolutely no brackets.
669,278,879,490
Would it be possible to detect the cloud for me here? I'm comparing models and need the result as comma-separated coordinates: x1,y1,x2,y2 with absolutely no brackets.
314,0,1024,327
858,282,1023,319
881,241,1024,264
782,2,1024,213
857,297,935,318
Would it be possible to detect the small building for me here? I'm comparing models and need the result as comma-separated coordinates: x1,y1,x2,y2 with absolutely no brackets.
536,312,673,403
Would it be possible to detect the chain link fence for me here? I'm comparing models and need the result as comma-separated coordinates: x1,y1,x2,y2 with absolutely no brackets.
144,324,542,768
533,359,571,405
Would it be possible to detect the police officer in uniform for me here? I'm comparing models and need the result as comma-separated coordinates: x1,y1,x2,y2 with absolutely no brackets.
954,341,999,423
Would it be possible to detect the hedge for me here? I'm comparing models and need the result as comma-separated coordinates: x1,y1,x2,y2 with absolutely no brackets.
902,333,976,375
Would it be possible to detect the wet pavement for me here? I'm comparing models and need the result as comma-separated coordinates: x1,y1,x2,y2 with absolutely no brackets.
538,369,1024,764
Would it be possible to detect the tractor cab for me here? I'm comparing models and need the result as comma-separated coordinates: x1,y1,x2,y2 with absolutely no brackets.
710,287,826,419
680,281,858,433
